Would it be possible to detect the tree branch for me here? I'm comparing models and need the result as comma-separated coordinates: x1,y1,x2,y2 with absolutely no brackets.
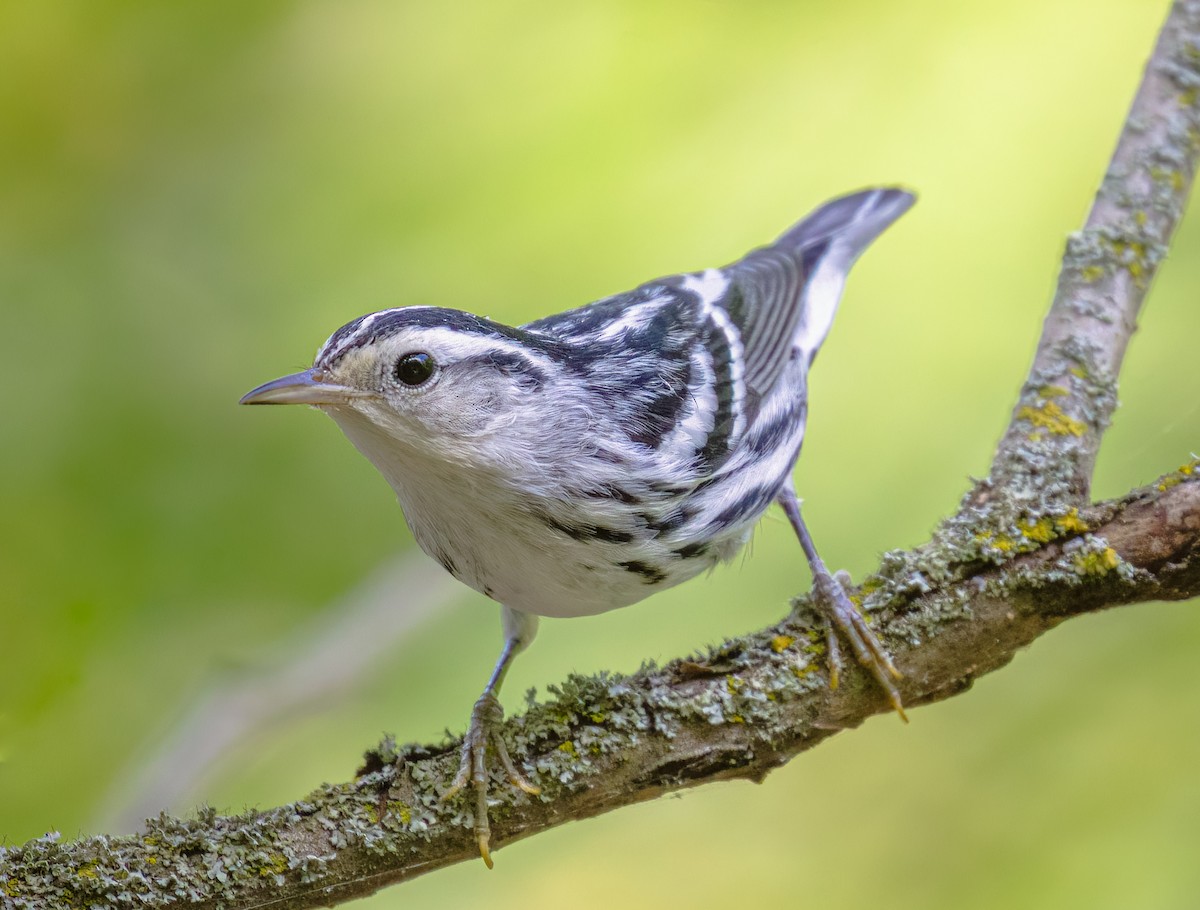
3,2,1199,908
3,474,1199,910
983,0,1200,502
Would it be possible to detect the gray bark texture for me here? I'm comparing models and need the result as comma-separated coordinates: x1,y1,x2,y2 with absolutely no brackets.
3,1,1199,907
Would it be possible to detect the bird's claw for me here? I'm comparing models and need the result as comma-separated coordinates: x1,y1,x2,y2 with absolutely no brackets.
814,569,907,722
442,692,540,868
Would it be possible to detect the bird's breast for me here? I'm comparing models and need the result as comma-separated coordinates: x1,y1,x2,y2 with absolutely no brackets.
326,405,749,618
397,478,716,617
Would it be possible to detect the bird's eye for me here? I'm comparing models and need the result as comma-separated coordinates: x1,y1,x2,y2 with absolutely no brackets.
394,352,436,386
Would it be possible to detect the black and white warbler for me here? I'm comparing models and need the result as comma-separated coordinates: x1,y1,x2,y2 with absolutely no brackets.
242,187,914,864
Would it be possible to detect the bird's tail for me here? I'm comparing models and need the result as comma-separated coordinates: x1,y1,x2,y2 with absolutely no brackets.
783,187,915,364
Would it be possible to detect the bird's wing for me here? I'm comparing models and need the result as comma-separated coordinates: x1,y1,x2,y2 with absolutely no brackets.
525,286,719,463
526,188,914,474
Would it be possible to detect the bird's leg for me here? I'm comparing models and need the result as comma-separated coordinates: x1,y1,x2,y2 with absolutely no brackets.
777,484,906,721
442,608,540,868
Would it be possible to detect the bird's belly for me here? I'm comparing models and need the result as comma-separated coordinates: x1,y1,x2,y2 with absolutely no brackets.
414,513,714,618
393,476,724,617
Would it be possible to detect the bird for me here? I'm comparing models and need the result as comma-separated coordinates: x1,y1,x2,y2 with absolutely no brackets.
241,187,915,865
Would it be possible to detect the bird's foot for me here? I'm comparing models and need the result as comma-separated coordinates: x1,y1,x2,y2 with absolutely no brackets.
442,692,540,868
813,569,907,722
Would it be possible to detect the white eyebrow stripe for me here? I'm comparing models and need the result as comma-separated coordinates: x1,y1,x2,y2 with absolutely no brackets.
316,306,434,362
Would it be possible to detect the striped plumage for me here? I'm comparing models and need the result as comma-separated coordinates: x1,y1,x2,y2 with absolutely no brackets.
242,187,915,864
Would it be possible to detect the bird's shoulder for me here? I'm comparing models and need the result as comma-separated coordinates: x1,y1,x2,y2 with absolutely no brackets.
524,284,698,352
524,279,750,474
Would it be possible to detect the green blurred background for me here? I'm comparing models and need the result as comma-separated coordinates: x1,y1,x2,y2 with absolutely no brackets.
2,0,1198,907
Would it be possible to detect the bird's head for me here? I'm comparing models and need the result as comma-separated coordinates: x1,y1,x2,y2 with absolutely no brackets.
241,306,563,469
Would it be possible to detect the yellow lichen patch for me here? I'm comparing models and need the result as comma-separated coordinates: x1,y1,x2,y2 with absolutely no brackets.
587,711,605,723
860,577,884,594
3,878,20,898
725,675,743,694
728,714,746,724
1017,517,1056,544
1038,384,1069,398
976,530,1017,552
1156,459,1199,491
1074,547,1120,576
77,863,99,880
387,802,413,825
771,634,796,653
1017,401,1086,437
258,854,289,878
558,741,576,755
791,663,816,680
1079,264,1105,282
1055,509,1088,534
1147,167,1184,191
1069,365,1088,379
1012,509,1089,546
1111,236,1147,259
1135,210,1149,226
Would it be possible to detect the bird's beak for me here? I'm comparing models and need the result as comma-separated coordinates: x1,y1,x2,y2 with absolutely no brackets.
239,369,368,406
